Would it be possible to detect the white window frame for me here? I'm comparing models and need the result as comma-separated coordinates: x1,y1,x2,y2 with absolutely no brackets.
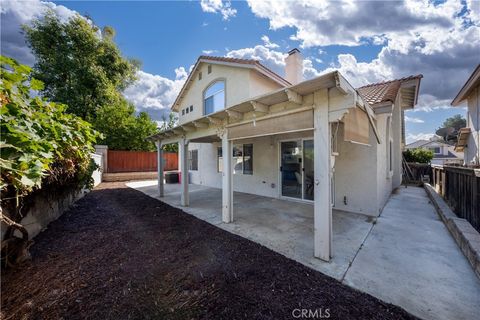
217,143,253,175
203,79,226,116
189,149,198,171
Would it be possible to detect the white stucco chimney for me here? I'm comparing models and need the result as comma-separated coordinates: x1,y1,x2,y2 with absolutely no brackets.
284,48,303,85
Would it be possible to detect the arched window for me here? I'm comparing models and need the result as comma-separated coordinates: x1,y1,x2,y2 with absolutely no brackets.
204,80,225,115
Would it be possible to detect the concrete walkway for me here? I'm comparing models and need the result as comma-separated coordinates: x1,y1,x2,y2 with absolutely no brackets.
128,181,480,320
343,186,480,320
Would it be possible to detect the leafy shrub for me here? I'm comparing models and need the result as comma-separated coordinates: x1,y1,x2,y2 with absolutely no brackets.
403,148,434,164
1,55,99,201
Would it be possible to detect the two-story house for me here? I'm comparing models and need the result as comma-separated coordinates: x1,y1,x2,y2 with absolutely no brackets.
405,138,463,165
151,49,422,261
452,64,480,166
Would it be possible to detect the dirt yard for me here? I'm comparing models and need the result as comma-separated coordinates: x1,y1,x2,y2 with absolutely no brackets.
1,182,417,320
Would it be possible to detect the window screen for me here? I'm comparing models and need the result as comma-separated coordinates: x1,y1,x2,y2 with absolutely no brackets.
189,150,198,171
243,144,253,175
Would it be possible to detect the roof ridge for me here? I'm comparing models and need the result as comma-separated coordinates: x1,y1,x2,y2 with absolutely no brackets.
198,55,258,64
198,55,290,85
357,74,423,89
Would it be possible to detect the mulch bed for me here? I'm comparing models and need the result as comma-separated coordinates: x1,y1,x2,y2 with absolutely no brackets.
1,182,417,320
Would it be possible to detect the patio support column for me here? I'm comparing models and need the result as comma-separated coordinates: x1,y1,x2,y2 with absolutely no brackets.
156,140,164,197
179,138,189,206
221,130,233,223
313,88,332,261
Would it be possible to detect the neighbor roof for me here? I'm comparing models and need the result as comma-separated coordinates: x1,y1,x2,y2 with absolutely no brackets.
451,64,480,106
405,139,430,149
357,75,423,107
171,55,290,111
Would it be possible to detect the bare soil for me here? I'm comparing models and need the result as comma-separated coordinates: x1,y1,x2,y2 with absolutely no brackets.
1,182,417,320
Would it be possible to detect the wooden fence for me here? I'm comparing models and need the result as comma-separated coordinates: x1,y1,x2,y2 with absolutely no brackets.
107,150,178,173
403,162,432,183
432,165,480,232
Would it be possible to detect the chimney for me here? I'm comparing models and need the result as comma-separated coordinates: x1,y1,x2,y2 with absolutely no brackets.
284,48,303,85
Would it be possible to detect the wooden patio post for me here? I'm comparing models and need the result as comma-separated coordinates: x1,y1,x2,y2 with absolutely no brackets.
313,88,332,261
221,130,233,223
179,139,189,206
156,140,164,197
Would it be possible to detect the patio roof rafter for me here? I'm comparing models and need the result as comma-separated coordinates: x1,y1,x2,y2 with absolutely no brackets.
285,88,303,105
250,101,269,114
182,124,196,132
193,121,209,128
207,116,223,126
226,109,243,121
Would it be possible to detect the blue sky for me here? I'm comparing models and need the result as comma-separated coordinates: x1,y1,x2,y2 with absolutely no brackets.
2,0,477,142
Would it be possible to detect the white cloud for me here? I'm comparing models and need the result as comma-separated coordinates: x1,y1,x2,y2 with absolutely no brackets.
1,0,182,122
245,0,479,112
406,132,436,144
200,0,237,20
226,44,286,74
405,116,425,123
202,49,217,55
123,69,187,121
261,35,280,49
0,0,78,65
226,44,322,81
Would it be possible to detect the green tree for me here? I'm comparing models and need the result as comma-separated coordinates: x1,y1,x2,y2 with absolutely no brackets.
23,11,159,151
436,114,467,144
159,112,178,153
442,114,466,130
403,149,434,164
93,102,158,151
24,12,138,120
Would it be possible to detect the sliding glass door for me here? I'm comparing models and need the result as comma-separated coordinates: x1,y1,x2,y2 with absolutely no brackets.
280,139,314,201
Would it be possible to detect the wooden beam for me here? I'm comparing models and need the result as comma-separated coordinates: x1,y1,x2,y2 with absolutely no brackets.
193,121,209,128
207,116,223,125
182,124,196,132
250,101,269,114
226,110,243,121
285,89,303,105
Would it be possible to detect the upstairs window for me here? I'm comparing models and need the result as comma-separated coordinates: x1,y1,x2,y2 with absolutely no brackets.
204,81,225,115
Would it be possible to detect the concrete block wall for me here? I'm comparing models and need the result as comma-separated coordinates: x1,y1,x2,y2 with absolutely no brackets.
424,183,480,278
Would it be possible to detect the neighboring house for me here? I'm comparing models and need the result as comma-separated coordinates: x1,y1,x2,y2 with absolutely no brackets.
405,138,463,165
151,49,422,261
452,64,480,166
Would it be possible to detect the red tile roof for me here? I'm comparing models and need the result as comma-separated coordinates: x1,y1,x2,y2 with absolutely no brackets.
357,75,423,106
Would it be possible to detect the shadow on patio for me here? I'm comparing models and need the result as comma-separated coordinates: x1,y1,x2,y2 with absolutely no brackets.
127,180,373,280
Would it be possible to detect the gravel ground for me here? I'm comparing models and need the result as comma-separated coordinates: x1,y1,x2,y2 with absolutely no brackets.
1,182,418,320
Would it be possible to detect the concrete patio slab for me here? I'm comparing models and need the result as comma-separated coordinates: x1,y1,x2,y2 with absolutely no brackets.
343,186,480,320
128,181,480,320
127,180,374,280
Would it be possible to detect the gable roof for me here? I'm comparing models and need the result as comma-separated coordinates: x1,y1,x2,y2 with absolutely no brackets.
171,55,290,111
451,64,480,106
405,139,430,149
357,75,423,108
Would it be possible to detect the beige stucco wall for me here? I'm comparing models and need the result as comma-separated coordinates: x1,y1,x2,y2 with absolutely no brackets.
187,106,400,217
465,86,480,164
188,131,315,199
333,123,379,216
177,64,283,125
